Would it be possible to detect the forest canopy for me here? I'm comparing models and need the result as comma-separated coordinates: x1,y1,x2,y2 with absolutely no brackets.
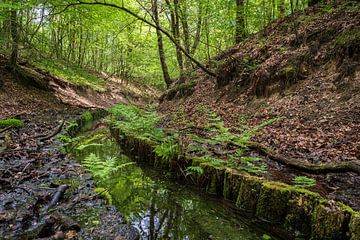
0,0,310,89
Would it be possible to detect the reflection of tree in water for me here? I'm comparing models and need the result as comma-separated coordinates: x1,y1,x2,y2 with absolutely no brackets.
110,164,211,239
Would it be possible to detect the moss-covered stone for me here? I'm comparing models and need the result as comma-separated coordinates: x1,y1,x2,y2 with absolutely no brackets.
311,203,347,240
350,213,360,240
284,191,319,238
236,175,263,213
256,182,291,223
223,170,243,202
202,164,225,196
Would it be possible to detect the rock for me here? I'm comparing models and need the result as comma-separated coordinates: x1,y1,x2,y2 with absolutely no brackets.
116,224,140,240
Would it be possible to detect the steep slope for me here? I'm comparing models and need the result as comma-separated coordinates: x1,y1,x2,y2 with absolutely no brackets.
0,55,159,118
159,2,360,165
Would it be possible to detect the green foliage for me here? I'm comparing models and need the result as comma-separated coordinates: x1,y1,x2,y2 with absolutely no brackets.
185,166,204,176
94,187,113,205
82,153,134,185
108,104,163,142
335,29,360,47
33,59,106,91
262,234,272,240
154,138,181,162
292,176,316,189
0,119,24,128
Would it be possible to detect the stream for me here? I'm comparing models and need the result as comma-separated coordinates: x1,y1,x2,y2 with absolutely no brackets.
75,128,279,240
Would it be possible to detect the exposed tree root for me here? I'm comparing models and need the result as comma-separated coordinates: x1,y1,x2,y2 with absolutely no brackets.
248,142,360,175
37,120,65,143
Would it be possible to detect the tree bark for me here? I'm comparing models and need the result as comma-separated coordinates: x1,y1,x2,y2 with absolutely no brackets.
235,0,245,44
165,0,184,74
10,9,19,67
152,0,172,88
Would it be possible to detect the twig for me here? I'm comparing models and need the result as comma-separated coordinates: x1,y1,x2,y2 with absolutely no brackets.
0,126,13,134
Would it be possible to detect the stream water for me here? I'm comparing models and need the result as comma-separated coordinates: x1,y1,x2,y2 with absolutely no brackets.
75,130,278,240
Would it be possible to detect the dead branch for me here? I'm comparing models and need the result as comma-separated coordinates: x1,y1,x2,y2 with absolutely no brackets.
40,184,68,216
37,120,65,143
248,142,360,175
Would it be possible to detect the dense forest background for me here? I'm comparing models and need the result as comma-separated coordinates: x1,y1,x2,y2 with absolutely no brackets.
0,0,313,89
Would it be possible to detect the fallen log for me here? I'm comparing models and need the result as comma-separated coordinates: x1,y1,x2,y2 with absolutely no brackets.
248,142,360,175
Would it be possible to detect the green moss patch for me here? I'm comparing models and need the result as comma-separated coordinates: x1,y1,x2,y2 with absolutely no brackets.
0,118,24,128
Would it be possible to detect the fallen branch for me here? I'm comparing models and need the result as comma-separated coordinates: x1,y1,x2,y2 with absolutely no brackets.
0,126,13,134
37,120,65,143
248,142,360,175
40,184,68,216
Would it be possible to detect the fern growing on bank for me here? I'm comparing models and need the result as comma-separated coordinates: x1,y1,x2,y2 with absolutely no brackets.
108,104,285,175
82,153,134,185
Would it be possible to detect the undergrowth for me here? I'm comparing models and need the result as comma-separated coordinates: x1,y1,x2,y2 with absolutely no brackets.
109,103,285,175
33,58,106,91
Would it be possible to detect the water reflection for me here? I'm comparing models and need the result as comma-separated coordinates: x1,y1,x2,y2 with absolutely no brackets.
76,137,276,240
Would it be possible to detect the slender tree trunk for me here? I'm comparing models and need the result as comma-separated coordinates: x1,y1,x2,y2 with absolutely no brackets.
152,0,172,88
235,0,245,43
191,2,202,55
10,9,19,67
165,0,184,74
279,0,286,17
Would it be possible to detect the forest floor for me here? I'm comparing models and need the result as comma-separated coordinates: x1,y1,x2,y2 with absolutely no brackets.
159,3,360,210
0,56,150,239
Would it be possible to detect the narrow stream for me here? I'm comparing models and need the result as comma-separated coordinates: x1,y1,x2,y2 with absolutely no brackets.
75,129,278,240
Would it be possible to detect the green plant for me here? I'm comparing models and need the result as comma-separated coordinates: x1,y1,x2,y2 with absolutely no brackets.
185,166,204,176
154,139,181,162
292,176,316,188
94,188,112,205
82,153,134,185
0,119,24,128
108,104,163,142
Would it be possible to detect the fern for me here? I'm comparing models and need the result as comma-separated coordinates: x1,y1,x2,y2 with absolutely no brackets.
154,139,181,162
293,176,316,188
185,166,204,176
82,153,134,185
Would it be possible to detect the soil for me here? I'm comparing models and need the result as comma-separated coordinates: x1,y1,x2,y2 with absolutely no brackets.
158,3,360,210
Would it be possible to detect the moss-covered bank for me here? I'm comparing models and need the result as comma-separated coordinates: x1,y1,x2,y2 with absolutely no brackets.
108,111,359,240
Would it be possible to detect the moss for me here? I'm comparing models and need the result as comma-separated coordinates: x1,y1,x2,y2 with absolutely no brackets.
201,164,225,196
223,170,243,201
350,213,360,240
284,192,319,238
236,175,263,213
0,118,24,128
256,182,291,223
311,204,346,240
335,29,360,46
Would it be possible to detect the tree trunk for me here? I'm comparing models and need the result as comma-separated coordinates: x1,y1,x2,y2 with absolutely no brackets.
152,0,172,88
308,0,322,6
10,9,19,67
165,0,184,74
235,0,245,44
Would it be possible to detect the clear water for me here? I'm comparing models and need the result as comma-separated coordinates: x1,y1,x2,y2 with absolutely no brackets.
76,132,278,240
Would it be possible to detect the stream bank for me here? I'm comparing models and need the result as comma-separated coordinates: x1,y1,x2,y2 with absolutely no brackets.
0,110,138,240
108,104,360,240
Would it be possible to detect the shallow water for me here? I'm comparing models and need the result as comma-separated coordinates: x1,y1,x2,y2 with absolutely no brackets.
75,132,278,240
